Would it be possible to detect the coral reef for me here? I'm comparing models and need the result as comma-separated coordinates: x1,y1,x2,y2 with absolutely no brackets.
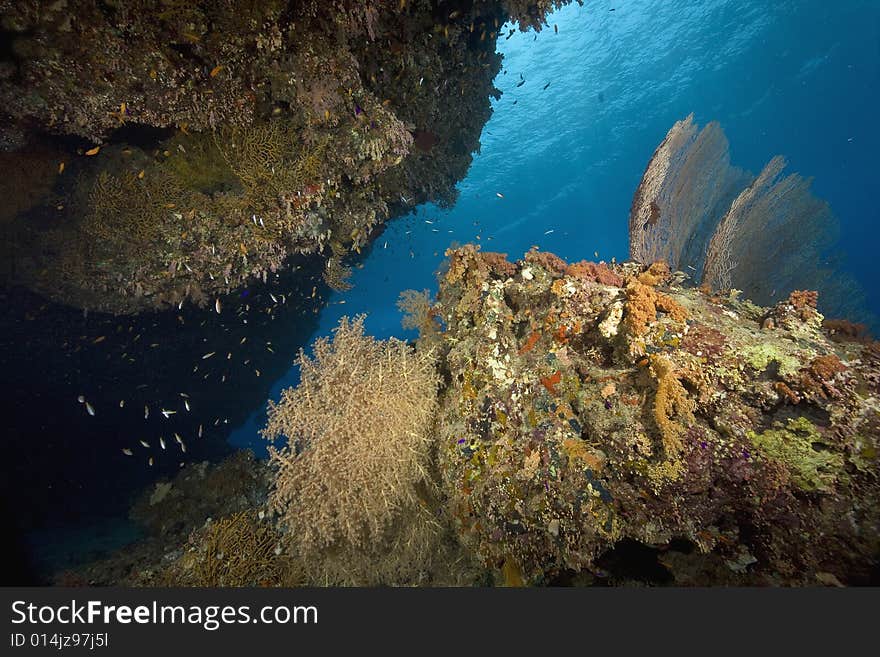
630,116,871,325
60,247,879,587
0,1,577,313
429,247,879,585
53,451,272,586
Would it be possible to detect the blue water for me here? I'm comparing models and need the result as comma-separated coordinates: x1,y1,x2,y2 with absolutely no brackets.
231,0,880,454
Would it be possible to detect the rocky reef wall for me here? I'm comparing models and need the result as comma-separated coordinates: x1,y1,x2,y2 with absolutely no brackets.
0,0,574,313
430,247,879,584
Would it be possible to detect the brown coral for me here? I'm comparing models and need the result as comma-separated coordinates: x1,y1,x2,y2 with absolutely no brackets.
623,280,688,337
823,319,871,344
636,260,672,287
797,354,846,401
524,248,568,275
566,260,624,287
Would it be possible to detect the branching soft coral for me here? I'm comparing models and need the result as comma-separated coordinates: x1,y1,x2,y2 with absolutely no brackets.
649,354,695,460
623,280,688,337
264,316,440,569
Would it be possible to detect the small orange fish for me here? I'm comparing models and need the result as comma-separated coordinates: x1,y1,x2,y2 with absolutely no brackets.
210,65,224,78
137,170,145,179
84,146,100,156
58,162,65,174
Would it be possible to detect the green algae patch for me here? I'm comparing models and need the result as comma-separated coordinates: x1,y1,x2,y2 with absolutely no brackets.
741,343,802,377
748,417,843,493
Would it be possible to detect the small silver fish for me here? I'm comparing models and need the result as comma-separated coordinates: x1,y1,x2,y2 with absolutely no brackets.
259,217,264,227
544,229,554,235
178,300,184,310
179,392,189,398
202,352,215,359
215,298,221,314
161,409,176,418
122,448,133,456
184,399,191,412
198,424,203,438
139,439,150,448
77,395,85,404
144,405,149,420
174,432,182,444
85,402,95,416
148,457,154,467
496,192,504,198
159,436,166,450
270,293,278,303
180,442,187,453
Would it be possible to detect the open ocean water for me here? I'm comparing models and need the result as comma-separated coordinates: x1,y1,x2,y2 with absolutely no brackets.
2,0,877,582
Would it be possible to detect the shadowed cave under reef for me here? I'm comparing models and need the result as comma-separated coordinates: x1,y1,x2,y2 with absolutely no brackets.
0,0,576,314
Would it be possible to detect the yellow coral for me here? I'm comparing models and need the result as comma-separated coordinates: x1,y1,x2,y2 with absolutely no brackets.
647,354,694,480
168,511,301,587
82,170,189,248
